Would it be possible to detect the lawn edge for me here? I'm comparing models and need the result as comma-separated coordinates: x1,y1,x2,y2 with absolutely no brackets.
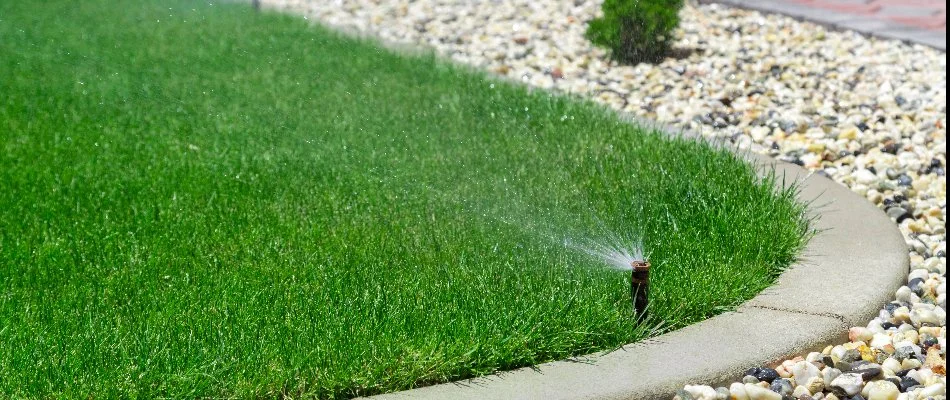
360,150,908,400
251,4,908,397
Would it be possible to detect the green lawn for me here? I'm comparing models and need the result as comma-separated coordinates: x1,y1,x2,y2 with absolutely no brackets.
0,1,811,398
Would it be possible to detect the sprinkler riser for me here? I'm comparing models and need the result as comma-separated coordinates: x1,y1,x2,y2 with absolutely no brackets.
630,261,650,318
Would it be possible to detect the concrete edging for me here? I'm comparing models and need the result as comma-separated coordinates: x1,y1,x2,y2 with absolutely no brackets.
698,0,946,51
363,152,909,400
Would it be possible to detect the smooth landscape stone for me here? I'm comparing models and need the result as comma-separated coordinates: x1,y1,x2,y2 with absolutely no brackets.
746,367,781,383
805,377,825,395
830,373,865,397
908,278,926,295
898,375,921,392
715,387,731,400
881,358,903,374
850,327,875,343
791,361,822,386
893,307,913,324
909,308,941,327
895,287,914,303
744,383,783,400
870,333,893,349
793,385,811,398
683,385,718,400
900,358,922,371
863,381,900,400
731,382,751,400
886,207,912,222
823,367,843,384
851,361,883,380
894,342,923,360
771,379,794,397
917,382,945,397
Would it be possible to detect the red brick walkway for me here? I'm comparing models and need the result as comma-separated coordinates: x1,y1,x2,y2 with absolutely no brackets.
789,0,947,31
701,0,946,49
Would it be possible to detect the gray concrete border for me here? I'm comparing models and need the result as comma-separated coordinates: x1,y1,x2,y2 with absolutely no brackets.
698,0,946,51
363,152,908,399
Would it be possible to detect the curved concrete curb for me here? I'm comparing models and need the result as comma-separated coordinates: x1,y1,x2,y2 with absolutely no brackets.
363,153,908,400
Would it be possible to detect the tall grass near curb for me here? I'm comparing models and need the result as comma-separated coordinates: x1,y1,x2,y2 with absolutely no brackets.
0,0,811,397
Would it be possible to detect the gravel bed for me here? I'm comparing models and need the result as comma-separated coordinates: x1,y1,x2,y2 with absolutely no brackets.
262,0,946,398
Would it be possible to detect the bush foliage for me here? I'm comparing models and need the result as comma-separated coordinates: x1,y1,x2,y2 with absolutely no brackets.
586,0,685,64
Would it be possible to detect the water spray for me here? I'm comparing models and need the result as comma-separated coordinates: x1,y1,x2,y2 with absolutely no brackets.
630,260,650,318
562,238,650,317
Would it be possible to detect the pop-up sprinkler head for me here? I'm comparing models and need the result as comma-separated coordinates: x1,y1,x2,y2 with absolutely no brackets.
630,260,650,318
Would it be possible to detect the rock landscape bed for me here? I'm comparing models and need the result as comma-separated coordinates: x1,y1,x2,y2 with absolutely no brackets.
261,0,946,398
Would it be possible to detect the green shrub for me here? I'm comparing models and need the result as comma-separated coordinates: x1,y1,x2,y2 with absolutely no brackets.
586,0,684,64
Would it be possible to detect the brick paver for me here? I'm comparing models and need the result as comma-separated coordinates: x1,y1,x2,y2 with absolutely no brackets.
789,0,947,31
700,0,946,50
